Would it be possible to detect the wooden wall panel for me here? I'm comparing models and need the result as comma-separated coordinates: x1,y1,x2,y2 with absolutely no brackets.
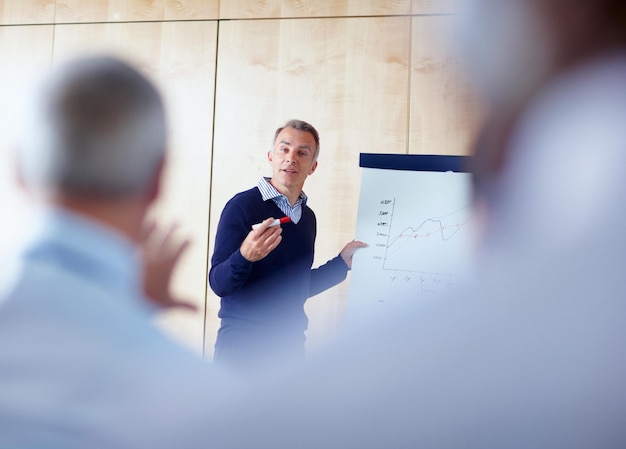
55,0,218,23
0,0,55,25
409,15,480,155
52,21,217,355
207,16,411,355
2,2,475,359
0,25,53,251
219,0,410,19
411,0,463,15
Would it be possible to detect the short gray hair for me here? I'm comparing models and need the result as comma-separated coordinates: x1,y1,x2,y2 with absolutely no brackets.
273,119,320,160
19,55,166,197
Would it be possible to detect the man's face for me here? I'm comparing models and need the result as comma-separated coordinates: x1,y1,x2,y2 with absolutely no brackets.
268,127,318,195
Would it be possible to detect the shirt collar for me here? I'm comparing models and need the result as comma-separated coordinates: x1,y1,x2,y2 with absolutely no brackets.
258,177,308,205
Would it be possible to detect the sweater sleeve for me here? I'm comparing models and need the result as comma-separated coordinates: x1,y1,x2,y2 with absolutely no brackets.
208,199,254,297
308,255,349,298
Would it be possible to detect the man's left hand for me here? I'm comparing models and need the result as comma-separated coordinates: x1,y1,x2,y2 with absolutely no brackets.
340,240,368,269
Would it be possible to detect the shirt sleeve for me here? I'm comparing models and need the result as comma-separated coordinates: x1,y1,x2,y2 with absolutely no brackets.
308,255,349,298
208,200,254,297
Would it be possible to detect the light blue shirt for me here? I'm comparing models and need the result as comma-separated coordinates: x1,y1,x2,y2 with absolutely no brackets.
0,207,217,448
22,207,146,309
257,177,308,223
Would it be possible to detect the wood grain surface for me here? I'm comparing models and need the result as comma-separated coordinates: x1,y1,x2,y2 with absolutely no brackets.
0,0,479,358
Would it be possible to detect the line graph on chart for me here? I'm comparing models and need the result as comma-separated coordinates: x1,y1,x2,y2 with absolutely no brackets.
381,201,472,275
349,167,474,306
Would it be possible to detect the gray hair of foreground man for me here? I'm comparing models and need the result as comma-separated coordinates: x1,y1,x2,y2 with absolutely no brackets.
18,55,166,197
273,119,320,160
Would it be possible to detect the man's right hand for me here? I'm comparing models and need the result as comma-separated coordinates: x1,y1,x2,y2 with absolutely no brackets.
240,217,283,262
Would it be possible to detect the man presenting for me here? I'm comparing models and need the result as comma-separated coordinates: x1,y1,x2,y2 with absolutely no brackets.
209,119,365,373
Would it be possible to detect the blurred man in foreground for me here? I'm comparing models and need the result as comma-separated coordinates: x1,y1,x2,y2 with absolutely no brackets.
0,55,214,449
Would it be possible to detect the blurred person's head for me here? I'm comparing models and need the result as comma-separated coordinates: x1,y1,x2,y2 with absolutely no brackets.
17,55,167,240
459,0,626,259
458,0,626,113
460,0,626,210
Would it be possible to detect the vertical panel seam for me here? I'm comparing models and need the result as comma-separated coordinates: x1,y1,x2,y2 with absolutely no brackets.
202,19,220,359
406,15,413,155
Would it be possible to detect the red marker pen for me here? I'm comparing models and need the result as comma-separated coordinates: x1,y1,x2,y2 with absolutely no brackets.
251,216,291,230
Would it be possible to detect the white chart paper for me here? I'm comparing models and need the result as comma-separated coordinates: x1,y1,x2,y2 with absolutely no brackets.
347,167,474,321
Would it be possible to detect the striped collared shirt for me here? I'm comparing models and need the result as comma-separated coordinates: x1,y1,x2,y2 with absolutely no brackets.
257,177,308,224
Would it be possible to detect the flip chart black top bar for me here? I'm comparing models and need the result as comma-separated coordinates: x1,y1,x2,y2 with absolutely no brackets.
359,153,472,173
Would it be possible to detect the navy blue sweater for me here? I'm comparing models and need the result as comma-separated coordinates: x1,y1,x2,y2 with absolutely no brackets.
209,187,348,339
